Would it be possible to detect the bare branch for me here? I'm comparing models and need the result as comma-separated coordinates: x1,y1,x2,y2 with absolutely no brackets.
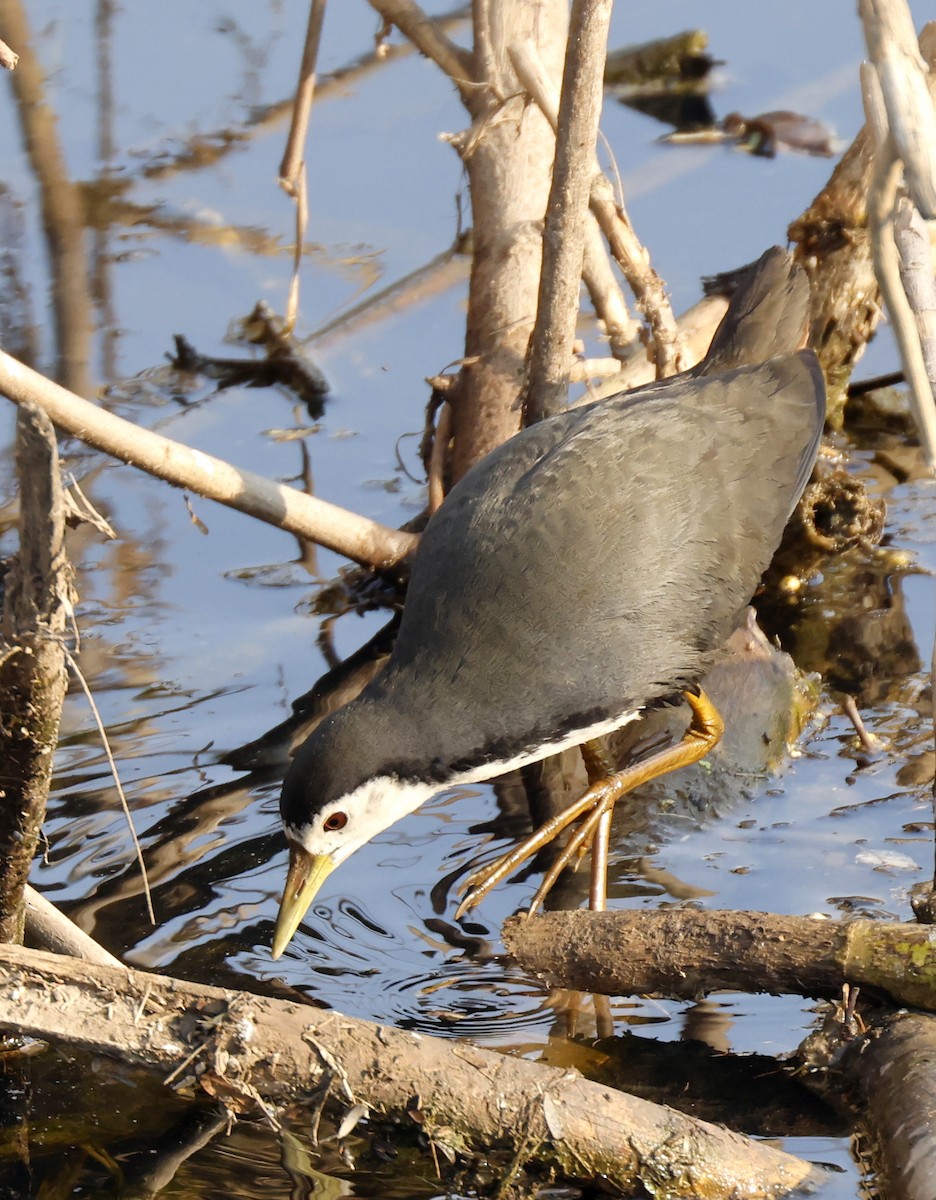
861,62,936,470
508,41,636,363
861,0,936,217
521,0,615,424
0,351,419,569
511,42,683,379
367,0,475,99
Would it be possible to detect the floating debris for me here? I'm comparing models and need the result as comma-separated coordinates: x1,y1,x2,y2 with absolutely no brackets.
605,30,720,132
661,110,840,158
169,302,329,417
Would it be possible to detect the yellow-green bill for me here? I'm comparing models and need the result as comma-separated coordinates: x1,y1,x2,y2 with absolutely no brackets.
271,845,336,958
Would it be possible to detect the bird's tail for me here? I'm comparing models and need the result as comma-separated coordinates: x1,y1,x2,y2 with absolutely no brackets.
696,246,810,376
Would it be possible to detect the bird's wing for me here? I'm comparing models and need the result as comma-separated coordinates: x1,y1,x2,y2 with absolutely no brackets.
377,352,823,771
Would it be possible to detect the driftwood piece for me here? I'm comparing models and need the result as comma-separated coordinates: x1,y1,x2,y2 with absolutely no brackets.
0,944,822,1198
0,350,418,570
504,909,936,1010
0,406,71,943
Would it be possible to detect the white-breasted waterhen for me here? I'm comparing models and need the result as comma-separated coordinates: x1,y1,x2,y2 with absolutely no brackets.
272,247,825,958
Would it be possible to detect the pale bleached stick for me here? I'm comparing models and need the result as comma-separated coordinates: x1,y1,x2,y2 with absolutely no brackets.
0,351,419,569
894,195,936,395
861,61,936,471
861,0,936,217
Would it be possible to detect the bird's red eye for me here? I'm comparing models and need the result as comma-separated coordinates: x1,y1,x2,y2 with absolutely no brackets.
323,811,348,832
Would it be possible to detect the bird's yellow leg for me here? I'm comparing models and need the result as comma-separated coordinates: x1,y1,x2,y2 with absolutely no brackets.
524,791,616,915
578,737,617,909
455,688,724,918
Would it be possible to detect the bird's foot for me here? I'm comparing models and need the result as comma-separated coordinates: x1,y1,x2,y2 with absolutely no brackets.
454,688,724,920
454,773,623,919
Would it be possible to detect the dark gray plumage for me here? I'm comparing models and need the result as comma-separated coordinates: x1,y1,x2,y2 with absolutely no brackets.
282,248,824,832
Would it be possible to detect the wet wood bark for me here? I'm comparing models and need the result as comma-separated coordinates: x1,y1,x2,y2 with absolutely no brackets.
0,944,822,1199
504,909,936,1011
787,122,877,428
0,406,70,943
838,1012,936,1200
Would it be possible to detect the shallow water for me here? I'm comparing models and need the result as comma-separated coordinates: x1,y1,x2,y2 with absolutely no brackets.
0,2,932,1196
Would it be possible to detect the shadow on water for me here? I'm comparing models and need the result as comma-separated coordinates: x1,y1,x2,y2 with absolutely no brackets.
0,2,928,1196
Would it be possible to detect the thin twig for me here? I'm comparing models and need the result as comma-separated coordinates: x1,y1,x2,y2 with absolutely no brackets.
284,166,308,331
64,648,155,925
279,0,326,330
366,0,475,100
280,0,327,189
508,42,636,367
427,401,451,515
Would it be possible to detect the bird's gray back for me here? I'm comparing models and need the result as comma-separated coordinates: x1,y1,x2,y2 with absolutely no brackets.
368,350,824,775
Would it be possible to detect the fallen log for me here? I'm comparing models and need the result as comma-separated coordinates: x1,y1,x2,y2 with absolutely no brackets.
0,944,822,1198
504,909,936,1010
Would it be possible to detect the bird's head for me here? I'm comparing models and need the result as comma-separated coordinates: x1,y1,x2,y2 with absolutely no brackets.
272,720,436,958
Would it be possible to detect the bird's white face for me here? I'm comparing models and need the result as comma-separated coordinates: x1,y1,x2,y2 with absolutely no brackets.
273,776,437,958
286,775,438,863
